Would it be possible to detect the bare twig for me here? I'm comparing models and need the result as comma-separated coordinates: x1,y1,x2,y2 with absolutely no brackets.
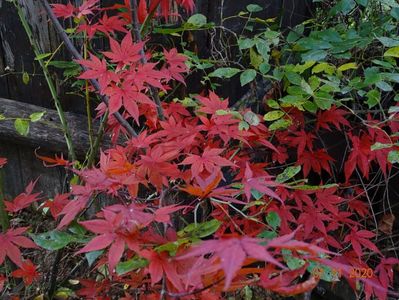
39,0,138,137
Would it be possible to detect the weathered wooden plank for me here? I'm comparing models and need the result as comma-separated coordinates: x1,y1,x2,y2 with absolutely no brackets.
0,97,110,156
0,143,64,198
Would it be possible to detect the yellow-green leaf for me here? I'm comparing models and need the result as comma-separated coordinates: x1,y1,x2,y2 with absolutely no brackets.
264,110,284,121
14,118,29,136
22,72,30,85
337,62,357,72
384,46,399,58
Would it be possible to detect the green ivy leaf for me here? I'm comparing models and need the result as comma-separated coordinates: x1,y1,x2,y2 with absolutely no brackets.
29,111,46,122
14,118,30,136
269,118,292,131
366,89,381,108
186,14,207,27
22,72,30,85
276,166,301,183
116,257,148,276
85,250,104,267
246,4,263,12
209,68,241,79
266,211,281,230
31,230,74,251
263,111,284,121
384,46,399,58
178,220,221,238
240,69,257,86
337,62,357,72
250,48,263,69
388,150,399,163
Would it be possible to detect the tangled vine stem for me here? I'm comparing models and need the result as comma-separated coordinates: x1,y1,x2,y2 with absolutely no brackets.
39,0,138,137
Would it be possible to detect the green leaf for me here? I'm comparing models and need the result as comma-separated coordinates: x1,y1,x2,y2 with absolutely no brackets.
238,38,256,50
0,114,6,121
246,4,263,12
266,211,281,230
22,72,30,85
29,111,45,122
116,257,148,276
301,80,313,95
85,250,104,267
377,37,399,47
14,118,29,136
312,63,335,75
355,0,368,6
291,183,338,190
209,68,241,79
285,71,302,85
384,46,399,58
35,53,52,61
276,166,301,183
240,69,257,86
314,91,334,110
250,48,263,69
301,50,327,62
269,118,292,131
243,111,260,126
255,39,270,59
337,62,357,72
388,150,399,163
376,81,393,92
371,142,392,151
257,230,277,239
307,261,340,282
263,111,284,121
267,100,280,109
178,220,221,238
31,230,74,251
239,121,250,131
186,14,207,27
283,249,306,270
259,62,271,74
366,89,381,108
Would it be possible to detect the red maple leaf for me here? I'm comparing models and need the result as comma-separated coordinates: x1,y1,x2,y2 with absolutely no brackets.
42,193,70,219
0,157,6,168
154,205,187,224
11,260,39,286
0,227,38,267
35,152,73,167
344,133,372,181
77,209,143,272
103,33,144,67
197,91,229,115
97,14,128,36
343,227,380,258
51,2,75,19
315,187,343,214
316,106,350,131
180,147,235,179
163,48,188,83
178,236,285,290
289,130,315,157
5,179,42,213
242,163,281,202
138,0,148,23
297,149,333,177
77,54,118,92
297,206,331,237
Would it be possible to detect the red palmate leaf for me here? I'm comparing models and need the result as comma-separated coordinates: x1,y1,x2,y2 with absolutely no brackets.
0,227,38,267
177,236,285,290
0,157,6,168
11,260,39,286
316,106,350,131
5,179,42,213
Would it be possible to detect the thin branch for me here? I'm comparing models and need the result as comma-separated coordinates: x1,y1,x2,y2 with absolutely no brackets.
39,0,138,137
130,0,165,120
